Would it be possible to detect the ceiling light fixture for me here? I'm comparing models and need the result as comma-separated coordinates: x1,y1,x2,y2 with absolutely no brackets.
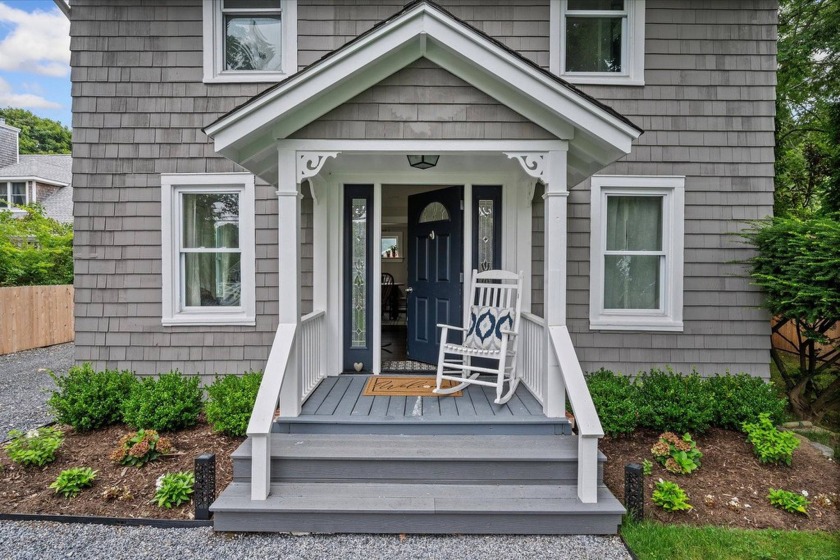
407,155,440,170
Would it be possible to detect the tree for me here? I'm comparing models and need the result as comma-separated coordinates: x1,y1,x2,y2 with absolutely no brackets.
0,108,71,155
745,217,840,423
775,0,840,217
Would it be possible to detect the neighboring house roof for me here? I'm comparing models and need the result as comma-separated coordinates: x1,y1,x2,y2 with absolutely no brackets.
0,154,72,187
204,0,643,186
40,185,74,224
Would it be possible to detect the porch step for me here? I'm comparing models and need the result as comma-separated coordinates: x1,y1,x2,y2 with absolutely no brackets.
211,482,625,534
231,434,604,485
272,415,572,435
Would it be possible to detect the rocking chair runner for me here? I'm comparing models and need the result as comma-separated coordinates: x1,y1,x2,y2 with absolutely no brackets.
434,269,524,404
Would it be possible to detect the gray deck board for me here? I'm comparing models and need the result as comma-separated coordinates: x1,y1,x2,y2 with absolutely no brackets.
301,376,336,414
315,376,353,415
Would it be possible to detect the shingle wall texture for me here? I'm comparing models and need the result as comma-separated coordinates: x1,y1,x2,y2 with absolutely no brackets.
71,0,774,378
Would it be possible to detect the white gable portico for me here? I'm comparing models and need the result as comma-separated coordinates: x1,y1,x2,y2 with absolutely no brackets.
205,0,641,528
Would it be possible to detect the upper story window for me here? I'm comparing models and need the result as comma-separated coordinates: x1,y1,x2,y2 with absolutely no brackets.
589,176,684,331
203,0,297,84
550,0,645,86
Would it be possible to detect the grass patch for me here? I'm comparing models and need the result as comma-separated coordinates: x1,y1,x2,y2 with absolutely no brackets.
621,521,840,560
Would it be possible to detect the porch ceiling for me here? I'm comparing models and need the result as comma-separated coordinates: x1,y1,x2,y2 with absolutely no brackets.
203,1,643,187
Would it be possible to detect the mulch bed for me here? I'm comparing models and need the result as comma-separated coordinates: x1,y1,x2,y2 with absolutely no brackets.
601,428,840,531
0,422,243,520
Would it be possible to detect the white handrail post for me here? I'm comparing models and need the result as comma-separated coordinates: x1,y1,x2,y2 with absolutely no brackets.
251,434,270,500
578,435,599,503
277,148,301,417
543,148,568,418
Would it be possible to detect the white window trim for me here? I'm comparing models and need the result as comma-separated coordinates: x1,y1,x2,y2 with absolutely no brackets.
202,0,297,84
550,0,645,86
589,175,684,332
0,180,29,208
161,172,256,326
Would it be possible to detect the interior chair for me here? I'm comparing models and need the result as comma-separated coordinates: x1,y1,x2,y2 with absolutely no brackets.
433,269,523,404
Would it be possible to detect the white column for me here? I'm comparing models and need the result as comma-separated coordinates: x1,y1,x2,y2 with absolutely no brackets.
310,177,328,313
276,148,301,417
543,149,568,418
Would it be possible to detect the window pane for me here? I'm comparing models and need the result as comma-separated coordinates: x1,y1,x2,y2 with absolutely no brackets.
224,0,280,9
477,199,494,271
566,17,623,72
0,186,7,207
419,202,450,223
182,193,239,249
183,252,242,307
11,182,26,205
604,255,660,309
606,196,662,251
225,16,282,71
351,198,367,348
568,0,624,10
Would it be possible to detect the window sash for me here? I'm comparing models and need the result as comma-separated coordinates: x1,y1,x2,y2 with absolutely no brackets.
562,1,629,76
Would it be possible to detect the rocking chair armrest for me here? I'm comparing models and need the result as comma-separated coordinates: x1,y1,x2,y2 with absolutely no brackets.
499,329,518,337
437,323,467,332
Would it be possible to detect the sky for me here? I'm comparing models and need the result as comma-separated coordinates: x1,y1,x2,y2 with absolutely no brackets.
0,1,71,127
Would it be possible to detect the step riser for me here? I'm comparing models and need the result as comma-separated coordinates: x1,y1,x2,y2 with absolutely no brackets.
273,423,572,436
213,511,622,535
232,458,603,485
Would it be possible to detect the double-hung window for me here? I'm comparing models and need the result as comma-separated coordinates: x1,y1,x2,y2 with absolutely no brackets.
161,173,256,326
203,0,297,83
589,176,684,331
550,0,645,85
0,182,27,207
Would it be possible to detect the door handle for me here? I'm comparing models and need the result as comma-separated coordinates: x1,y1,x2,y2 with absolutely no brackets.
405,287,414,293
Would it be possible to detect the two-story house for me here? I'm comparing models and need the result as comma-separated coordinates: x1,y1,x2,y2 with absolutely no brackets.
67,0,776,533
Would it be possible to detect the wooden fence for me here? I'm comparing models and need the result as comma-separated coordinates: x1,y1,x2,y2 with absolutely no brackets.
0,285,74,355
772,318,839,357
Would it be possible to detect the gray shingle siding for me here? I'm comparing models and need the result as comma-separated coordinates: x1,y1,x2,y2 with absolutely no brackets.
71,0,774,378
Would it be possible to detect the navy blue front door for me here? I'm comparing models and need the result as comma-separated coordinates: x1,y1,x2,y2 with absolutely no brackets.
406,186,463,364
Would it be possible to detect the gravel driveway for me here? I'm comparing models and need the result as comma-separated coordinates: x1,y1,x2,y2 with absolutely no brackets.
0,521,632,560
0,342,74,441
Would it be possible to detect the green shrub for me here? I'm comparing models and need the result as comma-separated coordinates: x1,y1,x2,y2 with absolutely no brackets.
651,432,703,475
635,370,715,434
585,369,639,436
742,413,800,465
153,471,195,508
47,364,138,432
121,372,203,432
205,372,262,436
109,429,173,467
706,374,787,430
0,205,73,286
767,488,809,515
4,427,64,467
49,467,97,498
652,480,693,512
642,459,653,476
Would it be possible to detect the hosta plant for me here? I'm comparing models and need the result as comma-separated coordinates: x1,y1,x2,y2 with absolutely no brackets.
767,488,809,516
742,413,800,466
652,480,693,512
49,467,97,498
4,427,64,467
109,429,173,467
153,471,195,509
650,432,702,474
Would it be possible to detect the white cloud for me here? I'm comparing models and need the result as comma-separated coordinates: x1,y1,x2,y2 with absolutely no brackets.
0,3,70,77
0,76,61,108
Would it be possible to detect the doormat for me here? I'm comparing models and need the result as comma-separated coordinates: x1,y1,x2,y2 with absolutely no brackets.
363,376,463,397
381,360,436,372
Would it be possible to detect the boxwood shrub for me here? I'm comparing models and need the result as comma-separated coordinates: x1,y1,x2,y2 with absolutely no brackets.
205,372,262,436
706,373,787,430
47,363,138,431
121,371,203,432
634,369,715,434
584,369,639,436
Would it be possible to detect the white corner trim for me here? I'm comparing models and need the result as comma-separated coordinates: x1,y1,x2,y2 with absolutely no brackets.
550,0,646,86
202,0,297,84
160,172,256,327
589,175,684,332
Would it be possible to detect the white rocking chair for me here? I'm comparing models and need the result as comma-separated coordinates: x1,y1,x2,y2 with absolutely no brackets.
434,269,523,404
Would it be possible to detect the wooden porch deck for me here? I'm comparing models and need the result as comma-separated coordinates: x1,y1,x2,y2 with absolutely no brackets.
274,374,571,435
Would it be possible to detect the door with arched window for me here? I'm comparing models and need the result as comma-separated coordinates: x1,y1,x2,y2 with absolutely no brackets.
406,186,463,364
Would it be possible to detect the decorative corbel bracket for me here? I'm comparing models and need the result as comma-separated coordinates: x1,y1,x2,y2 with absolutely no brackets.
504,152,547,181
297,152,339,182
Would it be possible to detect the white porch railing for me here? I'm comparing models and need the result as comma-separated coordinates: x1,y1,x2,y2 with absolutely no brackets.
246,323,296,500
299,310,327,401
519,312,546,404
548,325,604,504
